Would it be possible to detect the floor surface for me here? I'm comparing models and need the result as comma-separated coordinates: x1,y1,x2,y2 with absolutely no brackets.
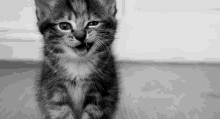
0,60,220,119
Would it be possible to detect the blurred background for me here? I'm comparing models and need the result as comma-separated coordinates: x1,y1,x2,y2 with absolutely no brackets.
1,0,220,119
1,0,220,62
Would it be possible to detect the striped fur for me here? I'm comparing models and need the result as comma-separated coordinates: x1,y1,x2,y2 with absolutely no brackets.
34,0,120,119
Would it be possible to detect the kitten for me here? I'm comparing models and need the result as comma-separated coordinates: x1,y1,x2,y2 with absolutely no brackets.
34,0,120,119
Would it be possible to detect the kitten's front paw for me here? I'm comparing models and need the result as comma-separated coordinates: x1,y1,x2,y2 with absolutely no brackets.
81,112,91,119
81,105,103,119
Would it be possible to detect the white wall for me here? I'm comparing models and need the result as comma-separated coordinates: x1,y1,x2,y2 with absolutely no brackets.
1,0,220,62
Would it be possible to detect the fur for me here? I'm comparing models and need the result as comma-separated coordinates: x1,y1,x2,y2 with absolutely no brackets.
34,0,120,119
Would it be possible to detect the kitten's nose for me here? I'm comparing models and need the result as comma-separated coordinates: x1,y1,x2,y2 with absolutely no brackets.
73,30,86,42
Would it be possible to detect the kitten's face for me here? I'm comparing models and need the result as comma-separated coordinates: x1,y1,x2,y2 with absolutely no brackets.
35,0,117,59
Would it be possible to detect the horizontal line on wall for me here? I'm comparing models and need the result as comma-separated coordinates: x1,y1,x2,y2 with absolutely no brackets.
0,40,38,42
1,59,220,68
0,30,41,42
0,27,37,32
0,38,41,42
0,38,40,42
120,59,220,66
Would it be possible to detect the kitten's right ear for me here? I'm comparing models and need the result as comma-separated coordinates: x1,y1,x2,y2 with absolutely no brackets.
98,0,117,16
34,0,57,21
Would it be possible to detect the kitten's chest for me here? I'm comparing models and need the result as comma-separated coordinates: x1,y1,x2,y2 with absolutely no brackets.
61,62,92,109
62,61,94,79
65,78,88,110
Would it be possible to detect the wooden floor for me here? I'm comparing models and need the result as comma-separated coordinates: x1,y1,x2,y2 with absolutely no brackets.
0,60,220,119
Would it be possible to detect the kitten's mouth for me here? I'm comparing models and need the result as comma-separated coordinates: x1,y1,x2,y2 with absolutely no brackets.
73,42,94,56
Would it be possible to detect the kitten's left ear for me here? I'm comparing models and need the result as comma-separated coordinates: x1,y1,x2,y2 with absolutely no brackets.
34,0,57,21
99,0,117,16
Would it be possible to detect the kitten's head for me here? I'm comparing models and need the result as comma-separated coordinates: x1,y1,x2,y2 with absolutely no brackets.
35,0,117,59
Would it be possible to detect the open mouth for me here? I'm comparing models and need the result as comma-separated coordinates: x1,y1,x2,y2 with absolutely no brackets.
73,42,94,56
75,42,93,51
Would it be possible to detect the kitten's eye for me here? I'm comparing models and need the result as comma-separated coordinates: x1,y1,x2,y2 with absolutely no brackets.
58,22,72,31
87,21,100,27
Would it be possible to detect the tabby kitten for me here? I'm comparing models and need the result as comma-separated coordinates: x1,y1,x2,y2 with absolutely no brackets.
34,0,120,119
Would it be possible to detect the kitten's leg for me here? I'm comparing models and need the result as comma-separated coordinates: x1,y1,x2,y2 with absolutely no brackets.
81,104,102,119
81,92,118,119
40,91,75,119
46,105,73,119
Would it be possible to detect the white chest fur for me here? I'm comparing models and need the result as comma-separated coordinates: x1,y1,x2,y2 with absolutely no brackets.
59,58,94,109
65,78,87,110
63,61,93,79
59,58,95,80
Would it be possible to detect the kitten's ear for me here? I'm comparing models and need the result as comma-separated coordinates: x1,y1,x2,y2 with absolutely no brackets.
34,0,57,21
99,0,117,16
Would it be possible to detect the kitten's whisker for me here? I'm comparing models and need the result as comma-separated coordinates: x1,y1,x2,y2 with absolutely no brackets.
98,28,115,33
44,80,64,93
43,44,62,73
44,44,61,56
96,39,111,53
45,57,58,74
